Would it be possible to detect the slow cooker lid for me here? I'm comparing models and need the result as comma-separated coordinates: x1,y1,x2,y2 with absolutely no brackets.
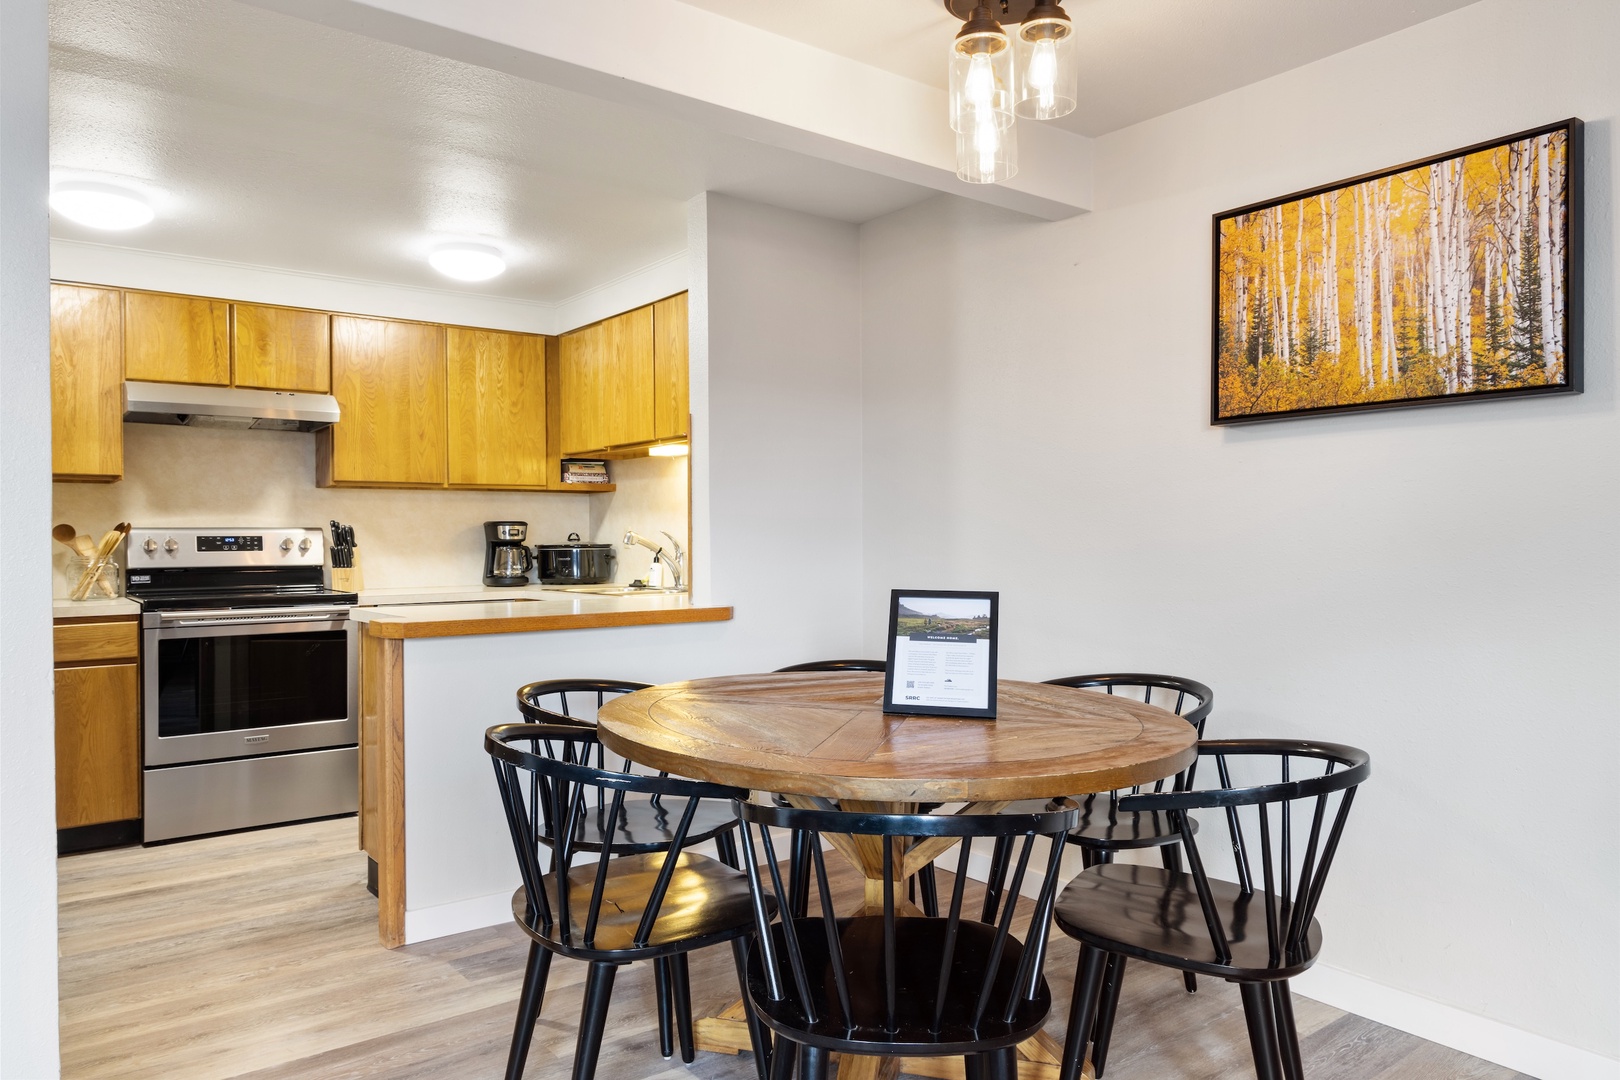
540,532,613,550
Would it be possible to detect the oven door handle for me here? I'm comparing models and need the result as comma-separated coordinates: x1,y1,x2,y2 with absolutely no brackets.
155,605,353,625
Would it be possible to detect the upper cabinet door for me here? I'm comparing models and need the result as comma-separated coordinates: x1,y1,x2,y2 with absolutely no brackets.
233,303,331,392
445,327,548,489
123,290,230,385
653,292,689,441
50,284,124,482
604,306,656,448
559,321,602,457
324,315,447,486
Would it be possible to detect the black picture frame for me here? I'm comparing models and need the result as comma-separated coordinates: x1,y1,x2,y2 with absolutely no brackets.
882,589,999,719
1211,117,1583,425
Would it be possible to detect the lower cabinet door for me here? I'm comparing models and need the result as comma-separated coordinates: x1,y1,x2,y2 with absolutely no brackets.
55,662,141,829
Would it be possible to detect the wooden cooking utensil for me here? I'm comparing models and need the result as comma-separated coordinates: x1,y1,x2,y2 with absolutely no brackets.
55,523,116,596
70,522,130,601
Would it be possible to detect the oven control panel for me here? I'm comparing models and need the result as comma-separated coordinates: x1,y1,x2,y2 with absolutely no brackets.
128,527,325,568
197,535,264,552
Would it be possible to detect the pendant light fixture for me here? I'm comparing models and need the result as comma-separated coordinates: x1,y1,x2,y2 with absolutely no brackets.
944,0,1078,184
1013,0,1077,120
948,2,1016,184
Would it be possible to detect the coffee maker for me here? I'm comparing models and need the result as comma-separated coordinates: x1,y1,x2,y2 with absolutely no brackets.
483,521,533,586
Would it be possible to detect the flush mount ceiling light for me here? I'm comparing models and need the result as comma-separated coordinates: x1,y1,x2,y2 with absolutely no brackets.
944,0,1078,184
428,243,506,282
49,181,155,230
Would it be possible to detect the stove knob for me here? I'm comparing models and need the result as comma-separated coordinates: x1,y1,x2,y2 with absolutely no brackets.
280,538,294,552
298,537,313,554
143,538,158,556
163,537,179,554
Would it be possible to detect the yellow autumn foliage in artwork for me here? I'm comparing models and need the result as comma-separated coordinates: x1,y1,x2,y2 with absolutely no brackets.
1215,128,1570,419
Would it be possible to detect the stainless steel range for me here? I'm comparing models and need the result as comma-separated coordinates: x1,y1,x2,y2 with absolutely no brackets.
127,527,360,843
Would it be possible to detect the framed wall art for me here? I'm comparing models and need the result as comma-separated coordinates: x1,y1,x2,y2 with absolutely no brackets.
1212,118,1583,424
882,589,999,719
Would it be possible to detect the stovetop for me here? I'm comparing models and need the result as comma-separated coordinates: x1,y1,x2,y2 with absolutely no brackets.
126,526,356,612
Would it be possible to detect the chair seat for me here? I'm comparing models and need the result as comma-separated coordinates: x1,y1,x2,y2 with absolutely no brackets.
1054,864,1323,981
549,795,736,855
1065,792,1199,851
513,850,762,961
745,916,1051,1056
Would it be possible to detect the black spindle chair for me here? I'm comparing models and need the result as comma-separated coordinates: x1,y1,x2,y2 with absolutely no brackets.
770,660,944,920
486,723,774,1080
1038,673,1213,1075
515,679,743,1063
1054,739,1371,1080
733,798,1080,1080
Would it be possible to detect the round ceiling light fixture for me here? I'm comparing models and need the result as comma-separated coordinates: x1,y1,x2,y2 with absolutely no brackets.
429,243,507,282
49,181,155,231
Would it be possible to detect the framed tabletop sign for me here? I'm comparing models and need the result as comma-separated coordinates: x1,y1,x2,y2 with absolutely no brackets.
882,589,999,719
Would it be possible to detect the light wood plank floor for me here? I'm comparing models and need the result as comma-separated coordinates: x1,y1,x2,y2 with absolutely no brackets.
58,818,1529,1080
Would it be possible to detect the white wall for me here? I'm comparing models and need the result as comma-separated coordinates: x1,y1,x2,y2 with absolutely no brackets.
0,0,61,1074
693,192,866,652
858,0,1618,1074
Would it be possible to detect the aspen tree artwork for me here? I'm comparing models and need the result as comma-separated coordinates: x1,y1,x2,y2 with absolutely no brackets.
1213,120,1582,423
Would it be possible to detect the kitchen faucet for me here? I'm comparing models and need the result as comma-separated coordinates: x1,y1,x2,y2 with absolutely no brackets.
623,530,685,590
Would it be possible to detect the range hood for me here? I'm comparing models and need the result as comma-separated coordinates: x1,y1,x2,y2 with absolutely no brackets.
124,381,341,432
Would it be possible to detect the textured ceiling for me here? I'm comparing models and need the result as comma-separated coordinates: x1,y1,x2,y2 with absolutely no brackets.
675,0,1485,136
48,0,935,303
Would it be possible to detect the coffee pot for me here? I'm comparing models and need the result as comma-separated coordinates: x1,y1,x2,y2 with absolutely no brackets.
483,521,533,586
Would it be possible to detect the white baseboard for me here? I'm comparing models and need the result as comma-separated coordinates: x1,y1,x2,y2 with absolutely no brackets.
403,891,513,945
1291,965,1619,1080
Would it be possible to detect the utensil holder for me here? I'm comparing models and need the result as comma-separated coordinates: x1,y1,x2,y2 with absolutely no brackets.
67,554,121,600
330,548,364,593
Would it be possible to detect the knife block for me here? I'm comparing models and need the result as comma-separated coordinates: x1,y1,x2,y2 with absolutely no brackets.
330,548,364,594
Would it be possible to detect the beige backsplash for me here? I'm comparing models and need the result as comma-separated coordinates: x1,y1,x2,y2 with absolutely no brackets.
52,424,687,595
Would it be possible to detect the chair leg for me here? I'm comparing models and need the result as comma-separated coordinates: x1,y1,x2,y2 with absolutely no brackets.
670,952,696,1063
1159,844,1198,994
653,957,675,1059
1238,981,1284,1080
1089,953,1127,1078
1271,981,1305,1080
571,961,619,1080
964,1047,1018,1079
798,1043,831,1080
505,942,553,1080
918,862,940,917
731,938,773,1080
981,835,1013,922
1059,944,1110,1080
769,1034,796,1080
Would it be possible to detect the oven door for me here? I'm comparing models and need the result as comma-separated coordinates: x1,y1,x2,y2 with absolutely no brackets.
143,607,358,767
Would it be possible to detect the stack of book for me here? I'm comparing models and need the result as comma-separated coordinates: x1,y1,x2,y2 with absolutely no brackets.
560,460,610,485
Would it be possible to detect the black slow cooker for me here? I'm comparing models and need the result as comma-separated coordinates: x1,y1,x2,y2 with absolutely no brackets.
535,533,616,584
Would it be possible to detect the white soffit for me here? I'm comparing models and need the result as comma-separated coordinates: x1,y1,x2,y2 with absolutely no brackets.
48,0,947,304
675,0,1486,137
239,0,1095,220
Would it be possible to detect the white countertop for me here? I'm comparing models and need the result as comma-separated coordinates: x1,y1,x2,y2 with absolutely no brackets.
355,584,558,606
52,596,140,619
348,592,729,638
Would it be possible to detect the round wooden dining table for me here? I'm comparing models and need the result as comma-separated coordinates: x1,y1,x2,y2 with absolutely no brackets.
596,670,1199,1080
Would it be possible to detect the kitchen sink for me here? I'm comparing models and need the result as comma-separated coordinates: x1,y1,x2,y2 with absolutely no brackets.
550,585,687,596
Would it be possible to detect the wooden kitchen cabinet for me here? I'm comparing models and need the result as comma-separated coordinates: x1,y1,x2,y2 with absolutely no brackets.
653,292,689,441
123,290,231,386
558,293,688,456
50,283,125,482
445,327,549,489
233,303,331,392
54,616,141,851
559,304,656,455
321,315,447,486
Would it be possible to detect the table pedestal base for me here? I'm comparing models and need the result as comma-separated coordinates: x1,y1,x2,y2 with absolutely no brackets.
693,1015,1092,1079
